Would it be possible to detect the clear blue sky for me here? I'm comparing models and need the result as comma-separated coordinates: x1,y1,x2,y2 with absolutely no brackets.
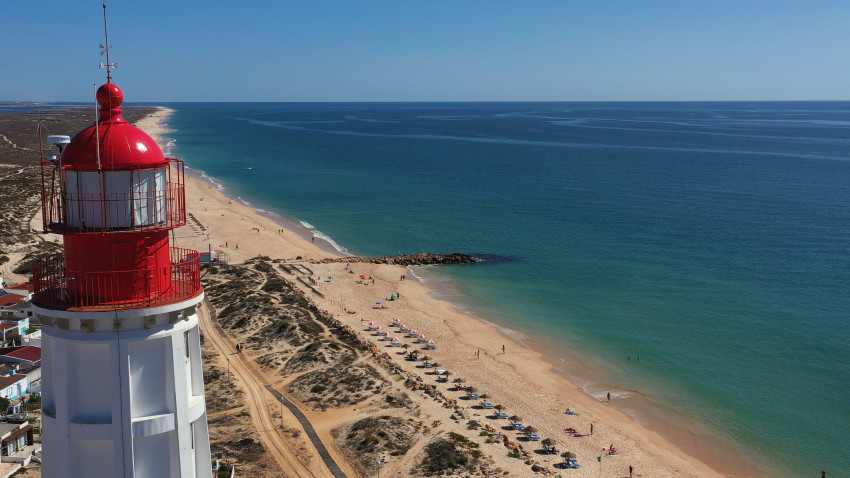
4,1,849,102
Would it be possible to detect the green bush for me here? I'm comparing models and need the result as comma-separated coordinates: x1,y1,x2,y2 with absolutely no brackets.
216,463,233,478
421,439,469,474
12,260,32,275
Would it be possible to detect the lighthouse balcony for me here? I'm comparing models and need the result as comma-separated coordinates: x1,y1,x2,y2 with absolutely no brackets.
31,248,202,311
40,160,187,234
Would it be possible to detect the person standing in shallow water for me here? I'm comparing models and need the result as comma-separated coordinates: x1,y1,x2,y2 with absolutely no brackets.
607,392,611,402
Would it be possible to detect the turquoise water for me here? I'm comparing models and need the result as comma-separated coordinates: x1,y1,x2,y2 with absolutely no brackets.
164,102,850,477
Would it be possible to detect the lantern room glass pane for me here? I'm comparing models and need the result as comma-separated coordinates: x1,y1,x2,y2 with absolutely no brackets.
78,171,104,228
65,171,81,229
104,171,132,228
133,169,167,226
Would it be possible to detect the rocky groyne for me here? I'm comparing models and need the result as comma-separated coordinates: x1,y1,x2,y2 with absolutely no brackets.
314,252,478,266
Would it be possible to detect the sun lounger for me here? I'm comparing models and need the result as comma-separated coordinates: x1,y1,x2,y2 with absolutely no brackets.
497,412,509,419
427,344,437,349
468,393,479,400
513,423,525,430
482,402,494,409
528,434,540,441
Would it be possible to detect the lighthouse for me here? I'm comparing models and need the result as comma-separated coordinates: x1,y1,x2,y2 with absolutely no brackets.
30,79,213,476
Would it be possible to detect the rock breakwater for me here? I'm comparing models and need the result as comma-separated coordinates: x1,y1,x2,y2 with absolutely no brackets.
315,252,478,266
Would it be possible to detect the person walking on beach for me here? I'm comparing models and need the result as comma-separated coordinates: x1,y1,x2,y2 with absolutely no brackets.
606,392,611,402
629,465,633,477
590,423,593,435
502,344,506,354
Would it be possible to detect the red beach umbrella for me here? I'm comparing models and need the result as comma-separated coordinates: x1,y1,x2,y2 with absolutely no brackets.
393,318,401,323
419,334,426,339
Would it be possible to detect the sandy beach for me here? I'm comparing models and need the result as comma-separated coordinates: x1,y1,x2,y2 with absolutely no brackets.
136,107,763,477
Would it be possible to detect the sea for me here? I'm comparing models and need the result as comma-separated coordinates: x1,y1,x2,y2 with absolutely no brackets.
160,101,850,477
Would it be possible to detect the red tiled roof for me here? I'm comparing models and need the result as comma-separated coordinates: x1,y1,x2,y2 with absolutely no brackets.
0,324,15,330
0,294,26,307
3,346,40,363
0,375,25,390
3,282,34,293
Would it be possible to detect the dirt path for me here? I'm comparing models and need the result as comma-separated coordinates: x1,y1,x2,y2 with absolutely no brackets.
198,302,320,478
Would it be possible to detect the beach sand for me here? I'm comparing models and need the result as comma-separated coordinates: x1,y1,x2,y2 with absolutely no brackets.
137,107,764,477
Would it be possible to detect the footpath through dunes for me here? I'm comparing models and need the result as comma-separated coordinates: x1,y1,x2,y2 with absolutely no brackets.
198,302,327,478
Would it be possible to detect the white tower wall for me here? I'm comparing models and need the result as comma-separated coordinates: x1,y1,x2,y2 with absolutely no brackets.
34,295,211,478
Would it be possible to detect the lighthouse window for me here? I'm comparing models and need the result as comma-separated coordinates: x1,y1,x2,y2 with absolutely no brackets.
103,170,133,228
132,169,167,226
184,331,190,358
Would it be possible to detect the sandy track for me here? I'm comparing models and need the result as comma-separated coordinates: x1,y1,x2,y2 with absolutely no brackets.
198,302,320,478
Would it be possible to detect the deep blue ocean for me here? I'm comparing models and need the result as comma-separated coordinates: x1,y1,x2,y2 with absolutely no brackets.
163,102,850,477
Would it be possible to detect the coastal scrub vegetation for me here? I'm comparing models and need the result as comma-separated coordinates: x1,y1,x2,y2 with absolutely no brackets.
418,433,482,476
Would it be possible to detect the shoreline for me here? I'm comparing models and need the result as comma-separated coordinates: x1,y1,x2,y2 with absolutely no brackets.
139,106,769,477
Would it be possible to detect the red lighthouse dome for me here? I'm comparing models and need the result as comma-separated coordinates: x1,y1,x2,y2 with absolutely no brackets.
34,82,199,310
61,83,167,170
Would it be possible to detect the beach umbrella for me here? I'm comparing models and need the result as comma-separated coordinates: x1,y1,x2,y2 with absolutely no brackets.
360,274,366,279
542,438,554,446
525,426,538,434
453,378,465,383
479,393,488,399
391,337,399,342
419,334,426,339
408,329,417,335
466,386,478,394
509,415,521,423
376,326,384,332
494,404,504,411
368,321,375,326
427,339,435,345
563,451,576,460
393,317,400,323
381,331,390,336
443,370,452,377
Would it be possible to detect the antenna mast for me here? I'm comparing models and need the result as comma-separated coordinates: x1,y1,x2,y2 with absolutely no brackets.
99,3,117,82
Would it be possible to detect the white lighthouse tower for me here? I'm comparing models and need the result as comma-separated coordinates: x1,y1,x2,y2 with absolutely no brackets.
30,70,213,476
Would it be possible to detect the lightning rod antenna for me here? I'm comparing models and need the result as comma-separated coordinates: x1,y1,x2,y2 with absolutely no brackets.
103,4,112,82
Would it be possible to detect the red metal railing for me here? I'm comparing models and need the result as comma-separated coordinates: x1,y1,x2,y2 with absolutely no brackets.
40,159,187,234
31,248,202,311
